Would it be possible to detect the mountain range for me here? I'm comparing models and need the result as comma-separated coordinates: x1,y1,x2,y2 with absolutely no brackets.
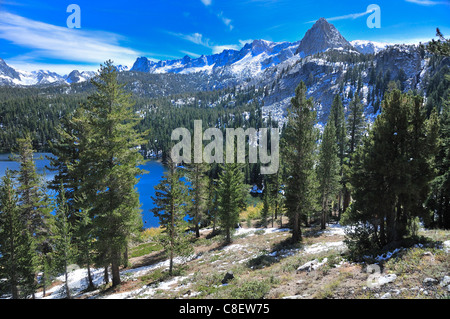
1,18,447,126
0,18,393,86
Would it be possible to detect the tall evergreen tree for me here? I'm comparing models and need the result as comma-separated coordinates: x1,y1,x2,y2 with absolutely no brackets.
15,136,45,236
0,170,22,299
343,94,366,212
71,60,145,286
317,119,340,230
216,163,246,244
185,162,209,238
346,90,436,247
261,184,270,228
346,94,365,159
14,136,50,298
52,183,73,299
151,157,192,275
428,88,450,229
73,196,96,290
329,95,347,217
47,112,85,225
283,82,318,242
426,32,450,229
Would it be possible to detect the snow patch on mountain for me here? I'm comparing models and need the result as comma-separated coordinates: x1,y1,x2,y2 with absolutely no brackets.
350,40,393,55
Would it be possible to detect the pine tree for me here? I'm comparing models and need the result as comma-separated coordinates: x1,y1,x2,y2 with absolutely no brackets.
205,175,219,235
0,170,22,299
343,94,366,212
426,28,450,57
15,136,45,236
52,183,73,299
428,86,450,229
216,163,246,244
347,94,365,158
73,195,96,290
329,95,347,217
13,136,50,298
71,60,146,286
283,82,318,242
151,157,192,275
317,119,340,230
47,112,85,225
425,32,450,229
185,162,209,238
261,184,270,228
346,90,436,248
265,165,284,227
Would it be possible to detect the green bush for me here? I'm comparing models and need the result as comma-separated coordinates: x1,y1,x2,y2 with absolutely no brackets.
229,280,271,299
344,224,380,262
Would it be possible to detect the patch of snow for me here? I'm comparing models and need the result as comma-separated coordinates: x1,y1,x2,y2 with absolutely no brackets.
443,240,450,253
303,241,346,255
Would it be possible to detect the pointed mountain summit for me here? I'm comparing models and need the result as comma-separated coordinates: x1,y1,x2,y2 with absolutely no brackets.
296,17,353,57
0,58,21,83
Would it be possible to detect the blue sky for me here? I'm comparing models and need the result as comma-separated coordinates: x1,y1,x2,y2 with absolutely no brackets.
0,0,449,74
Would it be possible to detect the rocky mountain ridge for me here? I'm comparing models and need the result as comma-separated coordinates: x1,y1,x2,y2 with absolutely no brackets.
0,18,393,87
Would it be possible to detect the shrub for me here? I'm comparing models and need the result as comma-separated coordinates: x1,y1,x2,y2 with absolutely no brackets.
344,224,380,262
229,279,271,299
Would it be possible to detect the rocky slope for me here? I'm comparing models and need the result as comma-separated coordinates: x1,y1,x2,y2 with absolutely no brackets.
296,18,355,57
29,222,450,300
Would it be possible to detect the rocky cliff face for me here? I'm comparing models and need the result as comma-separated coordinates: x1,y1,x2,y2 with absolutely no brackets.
0,58,21,85
296,18,355,57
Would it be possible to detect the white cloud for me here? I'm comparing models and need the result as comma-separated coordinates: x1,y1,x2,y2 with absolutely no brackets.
405,0,450,5
200,0,212,6
167,31,247,55
211,44,240,54
167,31,211,48
239,39,254,46
0,12,140,69
180,50,201,58
306,9,373,24
217,12,234,31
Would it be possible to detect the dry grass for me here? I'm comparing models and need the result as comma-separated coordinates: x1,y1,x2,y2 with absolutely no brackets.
105,218,450,300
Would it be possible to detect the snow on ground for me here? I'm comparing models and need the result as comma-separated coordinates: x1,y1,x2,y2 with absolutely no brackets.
32,224,350,299
234,226,290,237
37,267,107,299
303,241,346,255
444,241,450,253
102,273,194,299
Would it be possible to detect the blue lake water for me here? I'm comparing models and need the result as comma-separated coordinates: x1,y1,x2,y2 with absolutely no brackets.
0,153,166,229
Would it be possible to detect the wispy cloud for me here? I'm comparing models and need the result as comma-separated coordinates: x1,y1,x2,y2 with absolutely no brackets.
198,0,234,31
0,12,140,71
167,31,211,48
180,50,202,58
405,0,450,5
167,31,248,55
306,8,373,24
200,0,212,6
217,11,234,31
239,39,254,46
211,44,240,54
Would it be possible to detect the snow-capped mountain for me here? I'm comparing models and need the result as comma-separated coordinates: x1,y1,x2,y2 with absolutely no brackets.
0,16,442,105
350,40,392,55
0,58,96,86
130,39,300,78
0,58,22,85
64,70,96,84
296,18,355,57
